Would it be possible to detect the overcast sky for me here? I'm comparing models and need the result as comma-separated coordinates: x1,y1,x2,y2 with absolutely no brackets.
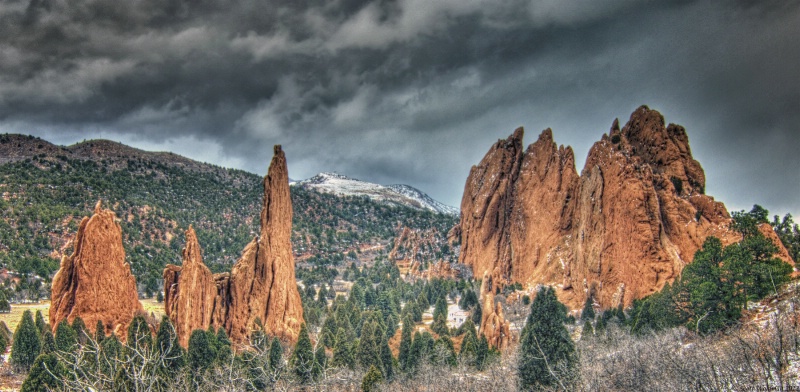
1,0,798,218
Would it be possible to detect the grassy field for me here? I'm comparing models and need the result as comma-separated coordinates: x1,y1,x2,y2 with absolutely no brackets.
0,298,166,334
0,302,51,333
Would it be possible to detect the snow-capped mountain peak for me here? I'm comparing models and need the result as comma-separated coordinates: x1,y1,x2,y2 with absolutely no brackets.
291,172,458,215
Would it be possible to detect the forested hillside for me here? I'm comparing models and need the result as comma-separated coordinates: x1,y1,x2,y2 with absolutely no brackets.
0,134,456,300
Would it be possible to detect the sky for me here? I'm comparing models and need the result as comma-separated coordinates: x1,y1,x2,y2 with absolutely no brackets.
1,0,799,218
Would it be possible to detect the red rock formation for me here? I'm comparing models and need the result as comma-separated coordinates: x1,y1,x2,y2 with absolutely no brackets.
164,145,304,347
458,106,792,310
163,226,218,347
478,272,511,350
459,128,524,287
50,201,143,338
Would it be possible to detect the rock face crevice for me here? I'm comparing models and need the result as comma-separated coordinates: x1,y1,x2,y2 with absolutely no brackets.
164,145,304,347
457,106,785,309
50,201,144,338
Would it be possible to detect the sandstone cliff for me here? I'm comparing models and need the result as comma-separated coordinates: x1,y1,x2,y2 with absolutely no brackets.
478,271,511,350
164,145,304,347
458,106,790,309
50,201,143,338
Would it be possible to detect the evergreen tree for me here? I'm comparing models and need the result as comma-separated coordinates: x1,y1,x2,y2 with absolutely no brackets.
432,336,457,367
187,329,216,371
34,310,47,336
215,327,232,364
40,329,55,354
459,327,477,365
320,313,337,348
356,321,381,370
291,324,314,384
361,364,384,392
476,334,490,370
154,316,185,376
54,320,77,353
332,327,355,369
471,302,482,325
581,295,595,321
95,320,106,344
380,335,394,380
398,316,413,371
0,293,10,313
313,344,327,380
583,320,594,337
20,353,62,392
0,326,7,355
417,292,430,312
318,284,329,307
11,310,41,370
127,314,152,352
519,286,577,390
269,337,284,372
433,295,448,322
99,334,122,378
71,316,87,345
431,314,449,336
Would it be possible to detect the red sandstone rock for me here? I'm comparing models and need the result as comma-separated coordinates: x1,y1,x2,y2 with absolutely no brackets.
478,271,511,350
163,226,218,347
457,106,793,310
50,201,143,338
164,145,304,347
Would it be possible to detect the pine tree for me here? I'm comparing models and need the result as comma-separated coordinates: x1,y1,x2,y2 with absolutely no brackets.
320,313,337,348
398,316,413,371
433,296,448,322
127,314,152,352
361,364,384,392
431,314,449,336
54,320,77,352
71,316,87,345
581,295,595,321
34,311,47,336
313,344,327,380
519,286,577,390
379,335,394,380
332,327,355,369
154,316,185,376
0,325,7,355
291,324,314,384
417,292,430,312
40,329,55,354
471,302,482,325
11,310,41,370
99,334,122,378
476,334,489,370
356,321,380,370
215,327,232,364
187,329,216,371
269,337,284,372
432,336,456,367
95,320,106,344
20,353,62,392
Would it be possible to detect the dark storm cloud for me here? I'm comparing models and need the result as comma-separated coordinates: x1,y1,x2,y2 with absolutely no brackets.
1,0,799,218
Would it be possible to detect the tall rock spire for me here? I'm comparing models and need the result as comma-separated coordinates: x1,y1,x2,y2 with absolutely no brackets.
164,145,304,347
50,201,143,338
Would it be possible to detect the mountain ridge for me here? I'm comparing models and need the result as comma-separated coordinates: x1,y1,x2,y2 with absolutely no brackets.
292,171,459,215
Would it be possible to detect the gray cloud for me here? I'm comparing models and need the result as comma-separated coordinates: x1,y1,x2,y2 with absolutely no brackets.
1,0,799,219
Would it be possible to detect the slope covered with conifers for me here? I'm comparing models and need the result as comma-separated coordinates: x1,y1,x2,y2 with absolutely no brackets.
0,134,456,300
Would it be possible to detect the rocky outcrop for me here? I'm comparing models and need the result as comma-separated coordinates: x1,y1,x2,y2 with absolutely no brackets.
164,145,304,347
50,201,143,338
458,106,789,309
163,226,218,347
478,272,511,350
